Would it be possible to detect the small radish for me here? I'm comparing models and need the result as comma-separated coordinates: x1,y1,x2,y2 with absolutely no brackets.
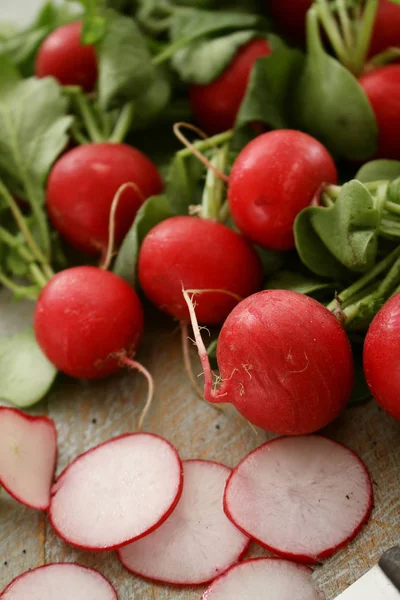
0,563,118,600
359,65,400,160
227,130,338,250
138,216,262,325
0,407,57,510
224,436,373,563
118,460,249,585
184,289,354,435
34,266,144,380
267,0,311,45
201,558,322,599
35,22,98,92
363,293,400,422
49,433,183,551
46,143,163,256
188,39,271,134
369,0,400,58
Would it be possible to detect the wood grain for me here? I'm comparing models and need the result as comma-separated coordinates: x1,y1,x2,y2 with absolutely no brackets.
1,288,399,599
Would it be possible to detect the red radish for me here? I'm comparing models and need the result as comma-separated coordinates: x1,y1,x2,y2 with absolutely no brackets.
201,558,322,599
35,22,97,92
138,216,262,324
184,289,354,435
369,0,400,58
49,433,183,551
34,266,144,380
188,39,271,134
359,65,400,160
363,293,400,421
118,460,249,585
267,0,311,45
0,407,57,510
46,143,163,255
224,436,373,563
227,130,338,250
0,563,118,600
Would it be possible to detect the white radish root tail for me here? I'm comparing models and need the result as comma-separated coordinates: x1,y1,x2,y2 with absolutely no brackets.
119,355,155,430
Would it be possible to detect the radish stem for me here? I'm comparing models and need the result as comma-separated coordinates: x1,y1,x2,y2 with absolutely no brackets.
352,0,379,76
177,130,233,159
75,94,104,143
109,102,135,144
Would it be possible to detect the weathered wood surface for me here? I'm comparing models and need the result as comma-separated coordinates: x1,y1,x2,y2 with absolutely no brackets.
1,288,399,599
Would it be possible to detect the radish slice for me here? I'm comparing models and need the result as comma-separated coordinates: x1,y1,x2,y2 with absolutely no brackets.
0,407,57,510
224,436,373,563
0,563,118,599
118,460,250,585
49,433,183,551
201,558,323,599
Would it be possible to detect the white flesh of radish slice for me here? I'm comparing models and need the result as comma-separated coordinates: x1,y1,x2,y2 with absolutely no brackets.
49,433,183,551
118,460,250,585
0,563,118,600
224,436,373,563
200,558,323,600
0,407,57,510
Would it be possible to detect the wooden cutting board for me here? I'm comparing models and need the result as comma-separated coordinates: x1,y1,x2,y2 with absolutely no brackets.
1,288,399,599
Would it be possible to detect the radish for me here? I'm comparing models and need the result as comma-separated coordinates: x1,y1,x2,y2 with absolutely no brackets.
369,0,400,58
267,0,311,45
49,433,183,551
183,289,354,435
224,436,373,563
359,65,400,160
0,407,57,510
0,563,118,600
201,558,322,599
188,39,271,134
363,293,400,422
34,266,144,380
35,22,98,92
46,143,163,256
138,216,262,325
118,460,250,585
227,130,338,250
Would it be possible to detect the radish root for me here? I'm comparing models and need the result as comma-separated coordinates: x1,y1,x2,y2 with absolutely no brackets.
119,355,155,430
185,288,243,303
173,122,229,184
101,182,146,271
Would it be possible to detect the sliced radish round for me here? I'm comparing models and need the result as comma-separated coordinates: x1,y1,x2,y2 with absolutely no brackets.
49,433,183,551
118,460,250,585
0,407,57,510
200,558,322,600
0,563,118,600
224,436,373,563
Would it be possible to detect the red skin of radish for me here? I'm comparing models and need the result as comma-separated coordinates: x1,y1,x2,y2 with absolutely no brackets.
359,65,400,160
228,130,338,250
267,0,311,45
201,290,354,434
138,216,263,324
188,39,271,135
35,22,97,92
369,0,400,58
0,407,57,510
363,293,400,422
46,143,163,255
34,266,144,379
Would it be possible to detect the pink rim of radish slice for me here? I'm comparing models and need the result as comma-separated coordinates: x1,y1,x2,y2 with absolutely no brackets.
0,563,118,600
224,436,373,563
200,558,323,600
0,407,57,510
118,460,250,585
49,433,183,551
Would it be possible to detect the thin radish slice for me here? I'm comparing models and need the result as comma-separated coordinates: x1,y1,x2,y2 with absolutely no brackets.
0,407,57,510
0,563,118,599
201,558,323,600
224,436,373,563
118,460,250,585
49,433,183,551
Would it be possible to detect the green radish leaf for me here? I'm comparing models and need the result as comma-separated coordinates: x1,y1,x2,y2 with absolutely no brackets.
5,248,29,277
265,270,336,296
96,10,156,110
114,194,173,285
387,178,400,204
166,153,205,215
294,208,350,280
356,159,400,183
0,327,57,407
234,35,304,147
0,55,21,94
133,73,172,128
255,245,286,277
171,30,257,84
